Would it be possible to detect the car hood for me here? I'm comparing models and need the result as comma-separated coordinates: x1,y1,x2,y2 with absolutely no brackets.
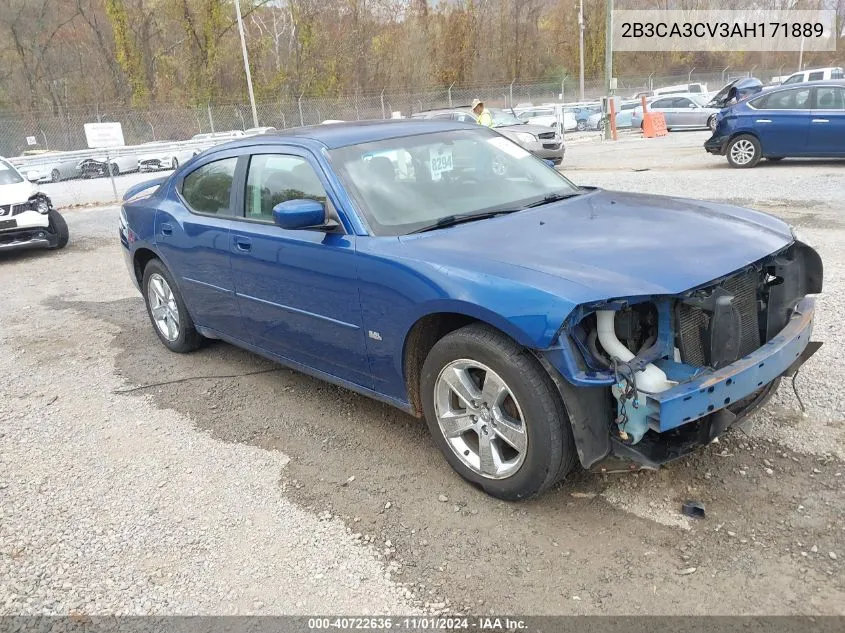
400,189,792,303
0,180,37,205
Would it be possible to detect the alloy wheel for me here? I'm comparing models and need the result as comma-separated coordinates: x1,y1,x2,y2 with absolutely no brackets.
434,359,528,480
147,273,180,341
730,139,756,165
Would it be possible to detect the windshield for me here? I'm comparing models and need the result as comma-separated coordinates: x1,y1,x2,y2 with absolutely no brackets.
329,128,580,236
0,159,24,185
488,109,524,127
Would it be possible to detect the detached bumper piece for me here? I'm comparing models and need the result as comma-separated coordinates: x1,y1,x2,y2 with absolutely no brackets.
704,135,728,155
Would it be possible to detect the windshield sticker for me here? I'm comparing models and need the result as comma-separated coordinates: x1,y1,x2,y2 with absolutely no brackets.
429,147,454,181
487,136,530,159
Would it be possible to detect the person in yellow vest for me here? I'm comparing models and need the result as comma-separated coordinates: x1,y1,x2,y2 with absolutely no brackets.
471,98,493,127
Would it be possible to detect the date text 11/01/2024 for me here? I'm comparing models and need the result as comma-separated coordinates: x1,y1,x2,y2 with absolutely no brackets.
307,617,527,630
621,21,824,39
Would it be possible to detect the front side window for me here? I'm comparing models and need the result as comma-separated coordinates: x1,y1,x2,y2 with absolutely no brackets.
245,154,329,222
832,68,844,79
329,128,580,236
181,157,238,215
782,74,804,84
0,159,24,185
672,97,694,108
650,98,674,109
814,87,845,110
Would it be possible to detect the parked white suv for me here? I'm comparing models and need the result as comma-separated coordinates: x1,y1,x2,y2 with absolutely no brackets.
0,157,68,252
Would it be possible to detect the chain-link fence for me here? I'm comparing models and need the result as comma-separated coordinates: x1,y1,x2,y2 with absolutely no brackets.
0,68,776,158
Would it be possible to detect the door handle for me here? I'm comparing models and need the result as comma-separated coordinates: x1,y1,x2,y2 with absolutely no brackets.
233,236,252,252
755,119,772,123
811,118,829,123
160,223,173,236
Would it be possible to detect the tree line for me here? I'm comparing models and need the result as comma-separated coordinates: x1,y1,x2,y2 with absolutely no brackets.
2,0,843,116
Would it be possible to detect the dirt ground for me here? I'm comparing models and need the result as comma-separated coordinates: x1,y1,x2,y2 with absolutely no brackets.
2,132,843,615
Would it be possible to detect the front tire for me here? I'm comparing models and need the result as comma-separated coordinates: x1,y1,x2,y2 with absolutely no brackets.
142,259,203,353
51,169,61,183
726,134,761,168
47,210,69,249
707,114,717,131
421,324,576,500
576,120,587,131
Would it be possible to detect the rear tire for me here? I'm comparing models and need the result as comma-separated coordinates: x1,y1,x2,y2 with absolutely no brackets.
420,323,576,500
726,134,761,168
576,120,587,131
47,210,69,249
707,114,717,131
142,259,203,353
51,169,61,183
110,163,119,176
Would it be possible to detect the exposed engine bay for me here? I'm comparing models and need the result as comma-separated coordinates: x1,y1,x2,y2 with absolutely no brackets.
566,240,823,453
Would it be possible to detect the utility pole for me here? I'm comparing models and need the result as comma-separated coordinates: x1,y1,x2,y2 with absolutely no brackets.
235,0,259,128
578,0,585,101
604,0,613,140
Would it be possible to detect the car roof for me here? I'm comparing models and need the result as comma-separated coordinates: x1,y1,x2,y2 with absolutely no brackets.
765,79,845,90
208,119,474,151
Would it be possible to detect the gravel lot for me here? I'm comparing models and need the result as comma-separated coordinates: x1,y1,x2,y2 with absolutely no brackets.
1,131,842,616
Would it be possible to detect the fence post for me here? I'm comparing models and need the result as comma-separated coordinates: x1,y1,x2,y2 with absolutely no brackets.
722,66,730,83
298,94,304,126
381,88,386,119
207,104,215,133
447,82,455,107
509,79,515,107
688,67,696,82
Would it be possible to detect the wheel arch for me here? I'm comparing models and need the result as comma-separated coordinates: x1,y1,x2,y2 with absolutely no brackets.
132,246,161,287
403,301,552,415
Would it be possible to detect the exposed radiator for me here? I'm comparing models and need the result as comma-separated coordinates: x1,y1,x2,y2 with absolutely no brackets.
677,270,761,367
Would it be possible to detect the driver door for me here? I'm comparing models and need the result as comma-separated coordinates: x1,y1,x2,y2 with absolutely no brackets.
229,148,371,387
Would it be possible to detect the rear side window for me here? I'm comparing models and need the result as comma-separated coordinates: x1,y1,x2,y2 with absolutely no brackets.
245,154,330,222
181,157,238,215
814,87,845,110
753,88,811,110
807,71,824,81
832,69,844,79
671,97,694,108
650,98,674,109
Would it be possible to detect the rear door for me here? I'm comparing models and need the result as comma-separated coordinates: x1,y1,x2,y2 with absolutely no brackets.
156,153,245,338
229,148,371,387
807,86,845,156
747,87,811,156
648,97,678,126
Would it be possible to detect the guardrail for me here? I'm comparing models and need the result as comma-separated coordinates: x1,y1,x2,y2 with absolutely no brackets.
6,134,248,171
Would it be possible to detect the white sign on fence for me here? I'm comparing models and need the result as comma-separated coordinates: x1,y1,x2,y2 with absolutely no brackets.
83,122,125,149
25,136,36,146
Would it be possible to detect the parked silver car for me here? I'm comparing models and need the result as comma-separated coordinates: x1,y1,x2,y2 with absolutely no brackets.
631,94,721,131
412,107,565,164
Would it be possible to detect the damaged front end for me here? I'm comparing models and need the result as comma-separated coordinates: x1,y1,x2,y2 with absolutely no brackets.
543,239,823,470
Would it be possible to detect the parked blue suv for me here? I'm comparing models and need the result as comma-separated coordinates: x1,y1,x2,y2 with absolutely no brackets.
705,80,845,167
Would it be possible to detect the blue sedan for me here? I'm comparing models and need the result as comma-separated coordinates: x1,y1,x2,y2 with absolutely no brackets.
120,120,822,499
705,80,845,167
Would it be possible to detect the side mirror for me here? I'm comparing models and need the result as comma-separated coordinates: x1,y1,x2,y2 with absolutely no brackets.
26,170,40,182
688,103,697,108
272,199,326,230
